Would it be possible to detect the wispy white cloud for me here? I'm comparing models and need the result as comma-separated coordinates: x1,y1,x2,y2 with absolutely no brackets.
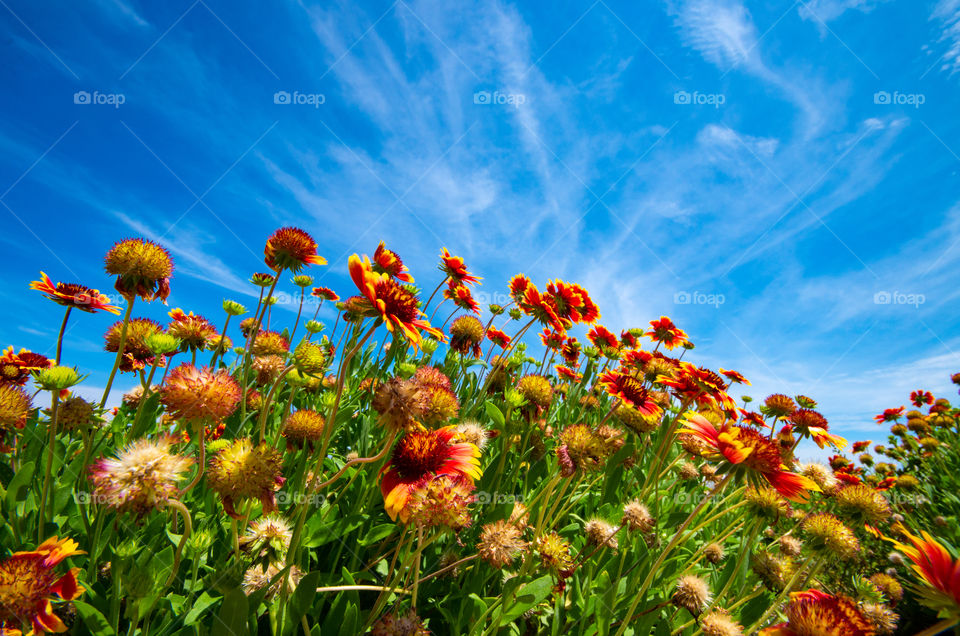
930,0,960,76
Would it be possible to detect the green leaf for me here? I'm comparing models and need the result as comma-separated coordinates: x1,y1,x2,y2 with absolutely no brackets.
594,571,614,636
74,600,115,635
212,587,249,636
290,570,323,624
359,523,396,547
5,461,34,508
484,400,506,428
500,575,553,623
183,591,218,626
129,391,161,438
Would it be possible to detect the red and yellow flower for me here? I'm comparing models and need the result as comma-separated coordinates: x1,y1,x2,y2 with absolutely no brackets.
0,348,51,387
545,280,600,325
444,281,480,314
373,241,414,283
680,414,820,502
598,371,662,417
349,254,444,350
311,287,339,302
486,327,511,349
874,407,905,424
380,426,481,522
587,325,619,351
0,536,85,635
760,589,874,635
869,526,960,617
29,272,120,314
439,248,481,285
645,316,688,350
910,390,934,407
264,227,326,272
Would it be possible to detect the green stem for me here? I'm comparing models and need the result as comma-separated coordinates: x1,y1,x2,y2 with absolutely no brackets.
55,306,71,365
38,392,61,543
100,298,136,409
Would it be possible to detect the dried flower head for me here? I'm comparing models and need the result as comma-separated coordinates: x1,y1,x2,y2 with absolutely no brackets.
239,515,292,564
57,396,98,433
373,377,427,433
779,535,803,557
704,543,725,564
700,609,744,636
0,384,32,435
585,519,619,550
160,364,241,425
369,609,430,636
478,520,526,569
104,238,173,302
802,513,860,560
536,531,574,573
834,484,892,525
89,437,193,516
752,549,795,592
449,315,484,357
672,575,711,616
406,474,474,530
622,500,655,533
207,438,285,517
241,563,303,599
282,410,327,449
250,331,289,357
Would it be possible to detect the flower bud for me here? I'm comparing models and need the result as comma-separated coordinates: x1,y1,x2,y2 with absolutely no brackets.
223,300,247,316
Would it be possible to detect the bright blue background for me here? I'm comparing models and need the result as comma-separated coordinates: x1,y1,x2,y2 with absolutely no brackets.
2,0,959,458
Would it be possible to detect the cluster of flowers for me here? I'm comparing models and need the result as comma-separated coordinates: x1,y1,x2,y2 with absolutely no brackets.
0,226,958,635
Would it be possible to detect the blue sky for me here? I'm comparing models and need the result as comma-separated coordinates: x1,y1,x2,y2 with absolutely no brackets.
1,0,959,458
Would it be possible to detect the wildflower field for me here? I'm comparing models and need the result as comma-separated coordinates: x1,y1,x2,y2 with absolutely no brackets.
2,228,960,635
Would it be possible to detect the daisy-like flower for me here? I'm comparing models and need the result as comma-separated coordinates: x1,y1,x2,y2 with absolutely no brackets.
545,280,600,325
449,316,484,357
874,407,905,424
680,413,821,502
486,327,511,349
508,274,531,304
104,238,173,302
645,316,688,350
263,227,326,273
167,308,218,352
380,426,481,522
438,248,481,285
598,370,662,417
556,365,582,382
349,254,444,351
561,338,581,366
0,536,85,635
540,329,566,350
789,409,847,450
241,564,303,600
718,368,750,386
536,532,574,573
519,283,567,333
0,348,51,387
160,364,241,425
30,272,121,314
207,438,285,518
372,241,414,283
760,589,874,635
587,325,619,351
444,281,480,314
89,437,193,516
910,390,935,407
311,286,339,302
